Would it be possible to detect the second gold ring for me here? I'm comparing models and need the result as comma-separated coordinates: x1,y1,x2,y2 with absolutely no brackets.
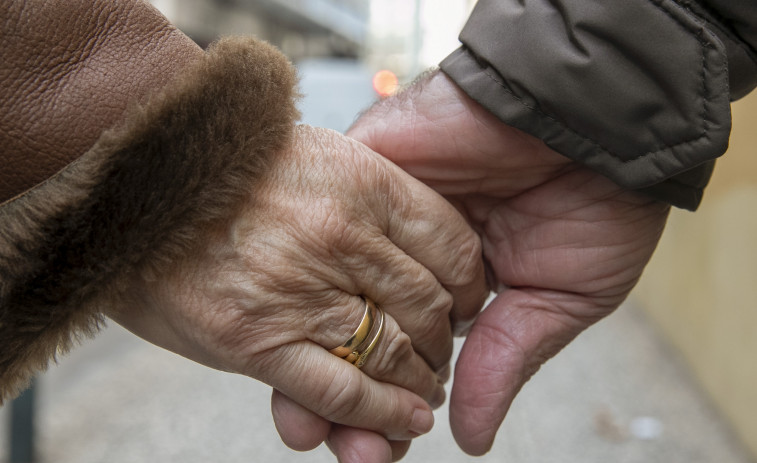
329,297,385,369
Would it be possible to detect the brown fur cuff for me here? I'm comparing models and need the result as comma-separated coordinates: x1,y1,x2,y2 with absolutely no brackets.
0,37,299,402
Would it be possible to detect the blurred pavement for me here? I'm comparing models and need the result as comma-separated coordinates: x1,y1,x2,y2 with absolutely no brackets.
2,300,754,463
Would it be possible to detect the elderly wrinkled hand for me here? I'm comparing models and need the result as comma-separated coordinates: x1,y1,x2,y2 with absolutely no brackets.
107,125,489,445
273,71,671,461
0,3,487,458
349,71,671,455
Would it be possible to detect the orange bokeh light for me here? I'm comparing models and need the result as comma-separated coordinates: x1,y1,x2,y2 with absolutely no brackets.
372,70,399,97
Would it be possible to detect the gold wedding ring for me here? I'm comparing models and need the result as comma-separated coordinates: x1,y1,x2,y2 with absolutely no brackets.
329,297,385,369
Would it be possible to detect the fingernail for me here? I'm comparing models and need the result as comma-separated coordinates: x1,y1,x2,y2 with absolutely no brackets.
410,408,434,436
429,384,446,409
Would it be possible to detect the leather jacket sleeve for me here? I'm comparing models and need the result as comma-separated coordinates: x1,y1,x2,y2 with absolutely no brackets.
441,0,757,210
0,1,298,402
0,0,203,204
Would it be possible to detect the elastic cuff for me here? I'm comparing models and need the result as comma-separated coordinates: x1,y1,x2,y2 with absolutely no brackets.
440,0,738,210
0,37,299,402
441,46,718,210
636,161,715,210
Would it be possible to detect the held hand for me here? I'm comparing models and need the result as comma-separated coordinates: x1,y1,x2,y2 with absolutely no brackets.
346,71,670,455
107,125,488,450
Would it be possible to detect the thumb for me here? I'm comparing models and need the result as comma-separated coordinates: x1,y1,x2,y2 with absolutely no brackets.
270,389,331,451
449,289,594,455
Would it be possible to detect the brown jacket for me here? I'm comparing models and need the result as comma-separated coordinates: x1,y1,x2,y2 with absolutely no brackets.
442,0,757,210
0,1,298,402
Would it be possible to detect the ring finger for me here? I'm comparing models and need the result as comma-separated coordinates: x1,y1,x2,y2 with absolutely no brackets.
310,293,446,408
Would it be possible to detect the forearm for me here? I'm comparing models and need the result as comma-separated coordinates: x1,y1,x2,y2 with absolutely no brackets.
441,0,757,210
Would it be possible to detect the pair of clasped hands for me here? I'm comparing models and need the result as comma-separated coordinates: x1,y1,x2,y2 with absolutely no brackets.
114,71,669,462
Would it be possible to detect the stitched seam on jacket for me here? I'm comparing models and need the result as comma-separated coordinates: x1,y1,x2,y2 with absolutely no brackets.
476,0,717,164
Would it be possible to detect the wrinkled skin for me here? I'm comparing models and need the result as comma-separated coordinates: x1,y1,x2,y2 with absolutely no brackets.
109,125,489,444
3,2,493,457
272,71,670,460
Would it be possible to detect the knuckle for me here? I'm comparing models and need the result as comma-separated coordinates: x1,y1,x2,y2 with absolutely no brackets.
305,295,365,350
313,202,369,257
449,231,484,287
400,266,443,302
317,374,366,421
372,327,415,377
414,291,454,363
415,290,453,330
432,290,455,315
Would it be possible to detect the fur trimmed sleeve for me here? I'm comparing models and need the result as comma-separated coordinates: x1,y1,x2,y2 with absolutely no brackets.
0,37,299,403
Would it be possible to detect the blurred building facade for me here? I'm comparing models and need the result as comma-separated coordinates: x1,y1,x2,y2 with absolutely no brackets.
147,0,474,133
635,91,757,459
149,0,474,78
150,0,370,59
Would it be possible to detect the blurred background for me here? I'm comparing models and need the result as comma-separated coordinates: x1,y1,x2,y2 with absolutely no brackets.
2,0,757,462
147,0,471,132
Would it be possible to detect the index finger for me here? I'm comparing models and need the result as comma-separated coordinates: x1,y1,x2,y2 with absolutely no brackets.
382,161,490,334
